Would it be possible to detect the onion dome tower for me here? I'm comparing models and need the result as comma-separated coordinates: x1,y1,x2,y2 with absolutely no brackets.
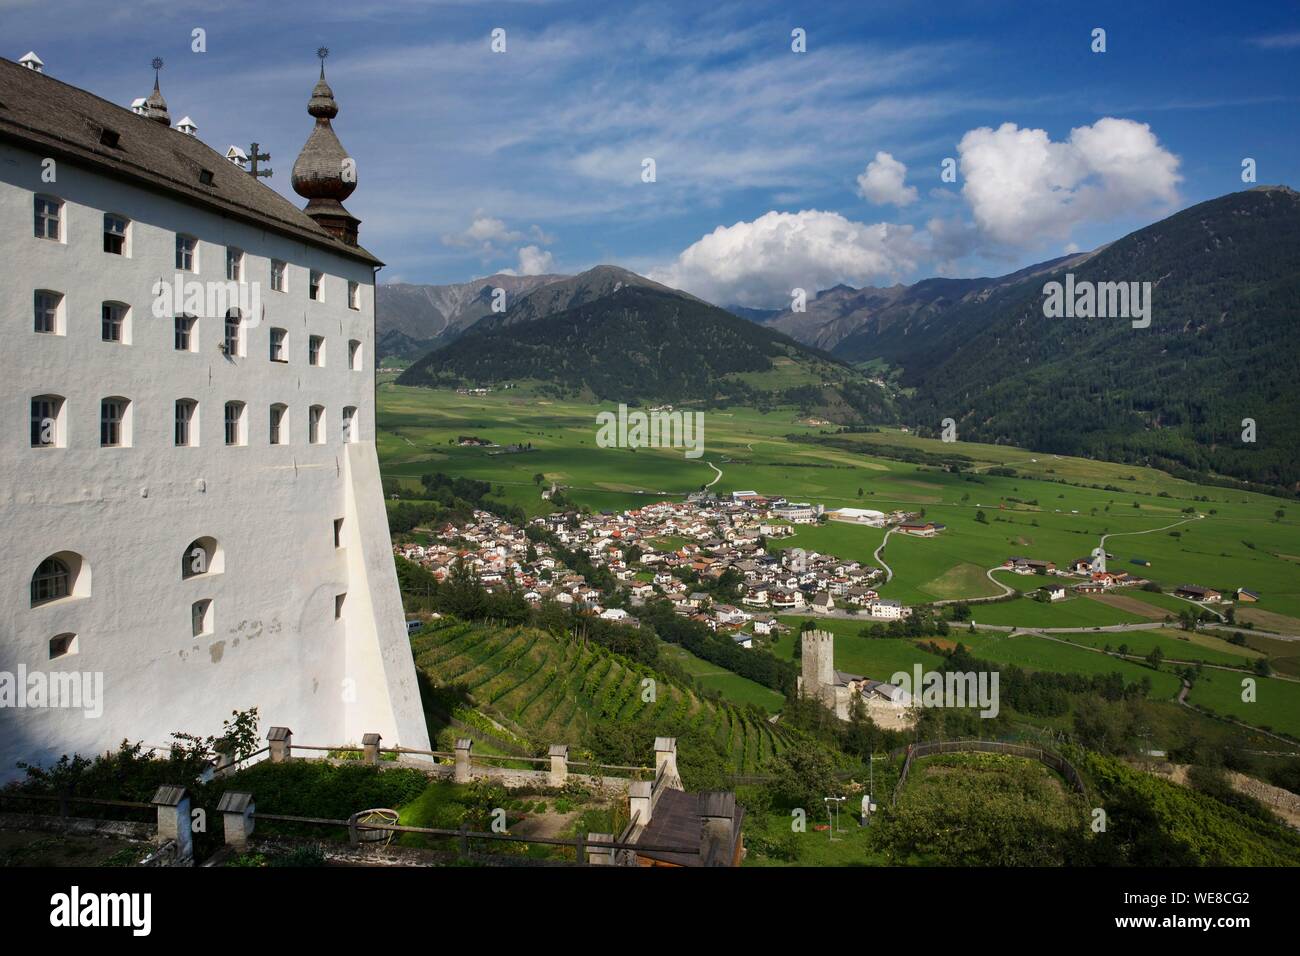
144,57,171,125
291,48,360,245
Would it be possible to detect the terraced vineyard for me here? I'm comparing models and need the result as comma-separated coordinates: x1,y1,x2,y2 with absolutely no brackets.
410,618,798,772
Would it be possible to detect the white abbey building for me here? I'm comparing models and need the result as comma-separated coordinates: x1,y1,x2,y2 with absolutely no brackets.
0,52,431,779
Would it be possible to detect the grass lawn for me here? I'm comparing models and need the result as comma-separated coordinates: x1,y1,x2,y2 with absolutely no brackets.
967,595,1148,628
1184,668,1300,740
659,643,785,712
1051,628,1260,668
946,631,1184,700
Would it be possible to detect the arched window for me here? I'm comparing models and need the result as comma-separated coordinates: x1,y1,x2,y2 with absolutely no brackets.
224,401,245,446
223,309,242,356
30,552,88,607
100,396,131,447
348,339,362,370
342,406,357,444
31,394,65,448
269,403,288,445
192,599,213,637
101,301,130,344
175,399,198,447
309,404,324,444
181,536,223,579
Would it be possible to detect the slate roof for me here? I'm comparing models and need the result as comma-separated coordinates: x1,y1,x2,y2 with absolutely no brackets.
634,788,745,867
0,57,381,266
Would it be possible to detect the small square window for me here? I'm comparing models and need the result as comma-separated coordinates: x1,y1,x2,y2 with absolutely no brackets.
309,270,323,301
31,395,63,448
192,599,213,638
101,302,128,343
101,398,129,447
103,214,128,255
34,195,61,241
226,246,243,281
34,291,62,334
49,634,78,659
271,259,286,292
270,328,287,363
175,314,197,352
176,235,197,271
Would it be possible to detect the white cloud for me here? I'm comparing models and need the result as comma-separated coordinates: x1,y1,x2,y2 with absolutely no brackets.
856,151,918,206
958,118,1181,246
442,215,527,249
517,245,554,276
653,210,921,309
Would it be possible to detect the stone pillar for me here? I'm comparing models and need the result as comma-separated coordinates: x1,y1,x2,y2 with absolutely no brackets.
654,736,679,786
150,785,193,861
216,791,255,849
267,726,293,763
548,744,569,787
699,791,737,866
362,733,382,766
454,738,473,783
586,832,614,865
628,780,652,826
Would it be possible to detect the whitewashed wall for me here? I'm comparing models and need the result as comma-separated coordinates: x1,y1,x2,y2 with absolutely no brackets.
0,141,430,780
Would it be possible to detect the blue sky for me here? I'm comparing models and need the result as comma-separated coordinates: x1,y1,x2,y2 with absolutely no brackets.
4,0,1297,305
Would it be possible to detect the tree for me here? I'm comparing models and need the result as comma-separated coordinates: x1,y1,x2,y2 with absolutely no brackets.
769,743,837,809
533,473,544,486
974,509,988,524
1146,646,1164,671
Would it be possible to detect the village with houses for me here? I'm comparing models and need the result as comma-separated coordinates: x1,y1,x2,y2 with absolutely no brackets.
394,486,1254,678
391,491,938,649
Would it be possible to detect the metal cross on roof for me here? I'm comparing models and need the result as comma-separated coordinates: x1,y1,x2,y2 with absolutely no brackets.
247,142,272,180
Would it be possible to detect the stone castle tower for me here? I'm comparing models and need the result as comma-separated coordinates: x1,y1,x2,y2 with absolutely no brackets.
798,629,851,718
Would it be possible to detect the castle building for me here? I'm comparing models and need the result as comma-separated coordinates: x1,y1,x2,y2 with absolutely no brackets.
797,629,858,719
0,53,430,779
798,629,913,728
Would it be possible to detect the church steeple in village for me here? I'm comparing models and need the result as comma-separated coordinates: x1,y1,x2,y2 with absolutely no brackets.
291,48,361,245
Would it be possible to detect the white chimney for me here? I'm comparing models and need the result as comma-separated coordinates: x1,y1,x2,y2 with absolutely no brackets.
131,97,148,115
175,115,198,136
19,51,44,73
225,145,249,166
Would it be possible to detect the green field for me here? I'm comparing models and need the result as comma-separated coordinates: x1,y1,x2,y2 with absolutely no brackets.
378,384,1300,624
660,643,786,712
1053,628,1262,668
1183,667,1300,740
968,595,1148,628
